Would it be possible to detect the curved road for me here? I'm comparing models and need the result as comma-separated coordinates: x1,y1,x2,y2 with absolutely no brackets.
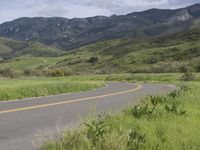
0,82,176,150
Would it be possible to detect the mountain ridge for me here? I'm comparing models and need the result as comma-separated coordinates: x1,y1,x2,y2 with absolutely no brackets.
0,3,199,51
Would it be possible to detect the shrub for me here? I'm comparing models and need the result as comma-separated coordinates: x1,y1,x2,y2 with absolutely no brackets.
179,85,191,93
0,68,21,78
179,65,192,73
131,104,154,118
88,57,99,64
84,116,109,144
50,70,65,77
148,96,167,106
191,57,200,72
168,90,181,99
130,89,187,119
127,130,145,150
181,72,195,81
165,102,186,116
144,57,158,64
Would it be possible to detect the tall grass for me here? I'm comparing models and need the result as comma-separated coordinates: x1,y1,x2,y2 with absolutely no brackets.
41,82,200,150
58,73,200,82
0,78,104,101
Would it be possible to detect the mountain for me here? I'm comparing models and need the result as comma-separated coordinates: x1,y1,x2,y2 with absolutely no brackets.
0,4,199,51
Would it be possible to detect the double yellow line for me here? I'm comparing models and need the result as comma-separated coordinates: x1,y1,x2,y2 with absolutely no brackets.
0,83,142,115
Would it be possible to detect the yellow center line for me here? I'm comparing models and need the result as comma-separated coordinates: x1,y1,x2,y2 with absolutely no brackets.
0,83,142,115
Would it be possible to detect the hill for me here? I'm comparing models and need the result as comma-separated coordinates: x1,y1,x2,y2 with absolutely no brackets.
0,38,64,59
0,4,199,50
0,28,199,76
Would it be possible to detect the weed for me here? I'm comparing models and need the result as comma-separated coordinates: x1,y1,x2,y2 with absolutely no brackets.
131,104,154,119
168,90,181,99
179,85,191,93
148,95,166,106
165,102,186,116
181,72,195,81
84,116,109,144
127,130,145,150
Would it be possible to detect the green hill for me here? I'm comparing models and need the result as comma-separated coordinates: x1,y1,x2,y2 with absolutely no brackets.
0,38,64,59
50,28,200,74
0,28,199,76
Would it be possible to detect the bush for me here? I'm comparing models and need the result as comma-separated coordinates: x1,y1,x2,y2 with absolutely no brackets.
0,68,21,78
165,102,186,116
181,72,195,81
50,70,65,77
144,57,158,64
88,57,99,64
179,65,192,73
168,90,181,99
131,104,154,118
84,116,109,144
191,57,200,72
129,89,187,119
149,96,167,106
127,130,145,150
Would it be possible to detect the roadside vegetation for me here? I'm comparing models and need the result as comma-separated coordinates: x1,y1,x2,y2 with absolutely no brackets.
40,74,200,150
0,73,200,101
0,78,104,101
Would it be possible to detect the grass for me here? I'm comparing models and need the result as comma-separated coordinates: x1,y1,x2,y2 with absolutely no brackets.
0,38,64,58
1,28,200,74
0,77,104,101
57,73,200,83
0,57,60,70
1,73,200,101
40,74,200,150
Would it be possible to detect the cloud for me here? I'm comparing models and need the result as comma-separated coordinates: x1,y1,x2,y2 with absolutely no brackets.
73,0,199,13
0,0,199,23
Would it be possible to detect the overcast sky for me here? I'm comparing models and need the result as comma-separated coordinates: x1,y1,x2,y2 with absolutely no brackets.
0,0,199,23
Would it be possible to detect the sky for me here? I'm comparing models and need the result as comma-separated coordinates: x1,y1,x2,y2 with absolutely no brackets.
0,0,199,23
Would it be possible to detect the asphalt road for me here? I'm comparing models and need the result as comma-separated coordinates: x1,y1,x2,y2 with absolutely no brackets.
0,82,176,150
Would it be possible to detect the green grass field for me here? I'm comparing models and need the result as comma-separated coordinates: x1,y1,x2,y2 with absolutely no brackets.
1,73,200,101
39,74,200,150
0,77,104,101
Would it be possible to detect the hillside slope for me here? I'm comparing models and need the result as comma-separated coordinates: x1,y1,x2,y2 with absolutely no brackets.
0,4,199,50
0,28,199,75
0,38,64,59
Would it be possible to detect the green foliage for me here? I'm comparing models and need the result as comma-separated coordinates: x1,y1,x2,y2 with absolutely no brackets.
41,131,91,150
1,28,200,75
129,88,188,119
131,104,154,119
181,72,195,81
50,70,65,77
149,95,167,106
0,78,104,101
41,77,200,150
165,102,186,115
0,68,22,78
85,115,109,144
88,56,99,64
168,90,181,99
127,130,146,150
0,38,64,59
